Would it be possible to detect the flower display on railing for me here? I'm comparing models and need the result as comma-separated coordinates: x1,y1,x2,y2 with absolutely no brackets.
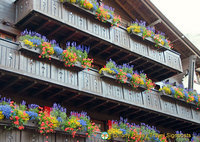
20,30,93,69
99,59,155,90
107,117,167,142
127,20,173,49
63,111,99,138
60,0,121,27
159,84,200,109
0,95,99,140
9,101,29,130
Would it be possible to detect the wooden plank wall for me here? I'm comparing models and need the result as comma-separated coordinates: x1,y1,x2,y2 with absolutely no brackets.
0,0,15,23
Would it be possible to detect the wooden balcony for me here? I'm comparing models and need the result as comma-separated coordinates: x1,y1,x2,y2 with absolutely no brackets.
0,38,199,133
0,123,104,142
14,0,182,81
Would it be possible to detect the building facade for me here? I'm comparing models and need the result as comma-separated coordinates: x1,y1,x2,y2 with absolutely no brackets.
0,0,200,141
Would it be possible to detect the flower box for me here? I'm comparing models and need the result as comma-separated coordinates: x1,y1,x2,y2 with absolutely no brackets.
160,90,196,106
112,137,126,142
100,70,117,80
100,71,147,91
129,32,170,51
62,2,115,27
18,42,84,71
24,120,38,128
0,119,11,126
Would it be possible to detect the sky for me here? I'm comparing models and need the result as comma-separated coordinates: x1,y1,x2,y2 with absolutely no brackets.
150,0,200,49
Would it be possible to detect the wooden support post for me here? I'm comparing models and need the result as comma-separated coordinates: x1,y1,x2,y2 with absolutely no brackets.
188,55,197,90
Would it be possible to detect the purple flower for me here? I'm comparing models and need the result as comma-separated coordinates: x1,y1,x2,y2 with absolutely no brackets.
28,104,39,109
21,100,26,106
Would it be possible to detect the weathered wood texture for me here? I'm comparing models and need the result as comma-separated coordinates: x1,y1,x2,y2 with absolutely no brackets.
0,0,15,23
15,0,183,72
0,39,199,124
0,125,103,142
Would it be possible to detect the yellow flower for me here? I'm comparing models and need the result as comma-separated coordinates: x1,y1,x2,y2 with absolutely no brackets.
133,26,141,33
50,116,59,128
23,39,35,48
86,3,93,9
70,0,76,3
162,86,172,94
0,111,4,120
160,40,165,45
99,68,115,74
108,128,123,139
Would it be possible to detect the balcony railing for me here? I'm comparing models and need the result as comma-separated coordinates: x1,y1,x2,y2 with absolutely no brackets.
0,38,199,127
14,0,183,81
0,121,105,142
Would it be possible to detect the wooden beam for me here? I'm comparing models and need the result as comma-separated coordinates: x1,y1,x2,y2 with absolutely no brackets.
128,57,142,64
148,19,162,27
116,54,132,62
154,70,172,78
126,0,151,24
143,64,156,72
1,77,21,92
63,31,77,41
115,0,136,20
143,114,160,122
149,67,164,76
170,123,189,130
63,94,81,103
151,117,169,125
134,61,148,70
20,14,36,28
47,25,64,37
35,20,51,32
78,37,91,45
112,106,131,115
32,85,52,97
135,113,152,120
77,97,96,107
92,101,109,110
95,45,112,56
47,88,66,100
91,41,103,50
106,50,122,60
126,109,141,117
101,103,120,112
17,81,37,96
162,120,177,127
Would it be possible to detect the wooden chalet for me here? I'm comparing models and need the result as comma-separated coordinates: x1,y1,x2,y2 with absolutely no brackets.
0,0,200,141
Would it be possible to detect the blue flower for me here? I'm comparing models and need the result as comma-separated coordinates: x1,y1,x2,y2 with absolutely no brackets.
126,73,132,79
79,119,87,126
53,46,63,56
26,111,38,120
0,105,12,119
111,68,118,74
170,87,175,95
120,128,126,134
194,96,199,102
57,117,63,122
